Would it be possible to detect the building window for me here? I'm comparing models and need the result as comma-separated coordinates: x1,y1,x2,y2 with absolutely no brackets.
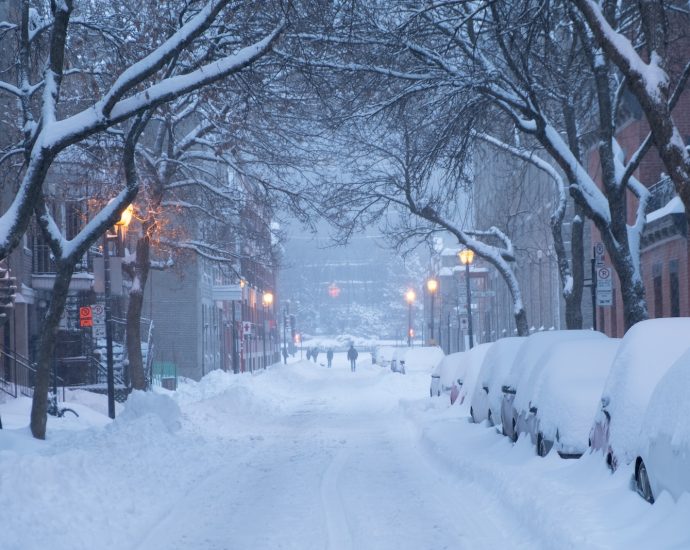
669,260,680,317
653,263,663,318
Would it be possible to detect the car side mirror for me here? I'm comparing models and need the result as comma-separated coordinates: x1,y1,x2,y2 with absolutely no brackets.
529,406,538,414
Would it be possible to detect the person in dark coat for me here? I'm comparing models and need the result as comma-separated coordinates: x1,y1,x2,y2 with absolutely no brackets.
347,344,358,372
306,348,312,361
312,347,319,363
326,348,334,368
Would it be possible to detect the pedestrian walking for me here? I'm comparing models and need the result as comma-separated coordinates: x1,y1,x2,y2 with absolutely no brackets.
282,347,288,364
306,348,312,361
347,344,358,372
312,347,319,364
326,348,334,368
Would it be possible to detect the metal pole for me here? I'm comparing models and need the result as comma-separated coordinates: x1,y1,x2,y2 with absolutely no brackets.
430,292,435,341
231,301,238,373
447,311,451,353
262,308,267,369
591,258,597,330
466,261,474,349
282,308,287,364
103,232,115,419
407,302,412,347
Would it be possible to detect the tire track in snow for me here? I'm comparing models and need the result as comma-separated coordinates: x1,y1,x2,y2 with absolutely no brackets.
320,443,353,550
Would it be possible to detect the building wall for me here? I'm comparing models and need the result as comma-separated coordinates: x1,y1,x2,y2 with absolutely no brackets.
144,261,201,380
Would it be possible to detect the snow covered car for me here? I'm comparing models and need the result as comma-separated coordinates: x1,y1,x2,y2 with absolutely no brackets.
456,342,493,407
470,337,525,425
635,346,690,503
590,318,690,471
525,338,620,457
402,346,444,375
429,351,468,400
501,330,605,442
376,346,398,369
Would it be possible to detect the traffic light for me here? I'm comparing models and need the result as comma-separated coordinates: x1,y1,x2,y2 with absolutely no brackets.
0,269,17,322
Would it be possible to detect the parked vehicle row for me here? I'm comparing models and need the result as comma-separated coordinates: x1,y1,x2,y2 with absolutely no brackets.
430,318,690,504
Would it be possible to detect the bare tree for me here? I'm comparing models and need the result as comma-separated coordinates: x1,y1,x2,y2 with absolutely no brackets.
572,0,690,223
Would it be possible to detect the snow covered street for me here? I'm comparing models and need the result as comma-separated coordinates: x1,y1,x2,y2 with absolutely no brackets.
2,352,689,549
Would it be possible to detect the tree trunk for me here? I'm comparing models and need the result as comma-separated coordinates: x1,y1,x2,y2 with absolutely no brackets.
126,229,151,391
30,262,75,439
566,207,585,329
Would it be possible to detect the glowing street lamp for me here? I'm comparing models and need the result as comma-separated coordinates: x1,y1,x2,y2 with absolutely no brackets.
458,248,475,349
426,278,438,342
262,292,274,368
405,289,416,347
104,202,133,419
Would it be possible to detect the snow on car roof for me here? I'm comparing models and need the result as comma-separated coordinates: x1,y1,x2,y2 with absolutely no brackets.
535,338,620,445
641,345,690,449
605,318,690,462
507,330,605,397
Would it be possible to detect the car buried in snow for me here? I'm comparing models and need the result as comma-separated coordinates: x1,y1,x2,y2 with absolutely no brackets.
456,342,493,407
589,318,690,471
469,337,525,426
520,338,620,458
501,330,606,442
429,351,468,400
634,346,690,503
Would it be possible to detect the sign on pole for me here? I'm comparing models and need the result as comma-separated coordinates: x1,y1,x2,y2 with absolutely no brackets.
597,266,612,290
79,306,93,328
596,289,613,306
596,265,613,306
92,303,106,339
242,321,252,336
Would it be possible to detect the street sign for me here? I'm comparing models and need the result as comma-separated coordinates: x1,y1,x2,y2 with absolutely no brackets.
460,317,468,329
242,321,252,336
596,289,613,306
92,303,106,339
597,266,612,290
79,306,93,328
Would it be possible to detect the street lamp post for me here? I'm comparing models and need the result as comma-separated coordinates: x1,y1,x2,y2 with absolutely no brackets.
458,248,475,349
262,291,273,369
426,278,438,343
103,203,133,419
405,289,416,347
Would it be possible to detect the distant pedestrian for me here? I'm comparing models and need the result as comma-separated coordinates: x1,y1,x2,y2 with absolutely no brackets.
282,347,288,364
312,347,319,363
326,348,334,368
306,348,312,361
347,344,358,372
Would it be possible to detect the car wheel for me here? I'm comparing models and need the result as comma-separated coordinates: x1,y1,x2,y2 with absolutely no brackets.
537,433,549,457
487,409,494,426
470,406,475,423
511,419,518,443
636,459,655,504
